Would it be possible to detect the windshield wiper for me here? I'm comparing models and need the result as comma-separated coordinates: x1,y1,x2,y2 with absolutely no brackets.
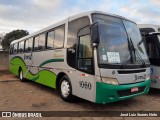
120,50,131,69
121,37,146,68
120,38,132,69
130,38,146,67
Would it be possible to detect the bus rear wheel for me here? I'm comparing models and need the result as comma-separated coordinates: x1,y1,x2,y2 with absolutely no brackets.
59,76,75,102
19,69,25,82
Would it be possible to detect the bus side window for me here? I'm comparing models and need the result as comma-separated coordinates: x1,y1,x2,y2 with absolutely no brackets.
67,17,90,69
18,41,24,53
21,41,24,53
78,35,93,73
24,39,28,52
34,36,39,51
17,43,19,53
146,36,159,58
34,34,45,51
13,43,18,54
54,26,65,49
18,42,20,53
28,38,33,52
47,30,54,49
10,45,14,54
140,28,160,65
38,34,45,50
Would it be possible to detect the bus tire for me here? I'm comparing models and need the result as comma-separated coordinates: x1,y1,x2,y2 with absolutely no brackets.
19,69,26,82
59,75,75,102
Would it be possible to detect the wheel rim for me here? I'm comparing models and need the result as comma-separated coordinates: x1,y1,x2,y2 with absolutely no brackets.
20,71,23,80
61,80,70,98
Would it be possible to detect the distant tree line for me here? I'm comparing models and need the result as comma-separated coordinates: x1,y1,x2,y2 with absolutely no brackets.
0,29,29,51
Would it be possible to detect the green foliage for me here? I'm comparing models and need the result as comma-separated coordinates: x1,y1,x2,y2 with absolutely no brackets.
1,29,29,50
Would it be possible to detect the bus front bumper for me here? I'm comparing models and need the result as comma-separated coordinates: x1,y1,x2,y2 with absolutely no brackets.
95,80,151,104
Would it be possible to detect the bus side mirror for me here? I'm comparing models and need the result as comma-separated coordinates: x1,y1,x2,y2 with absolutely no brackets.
138,32,146,46
148,32,160,36
91,23,100,47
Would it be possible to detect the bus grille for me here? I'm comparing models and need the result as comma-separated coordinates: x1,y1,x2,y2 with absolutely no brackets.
117,86,146,97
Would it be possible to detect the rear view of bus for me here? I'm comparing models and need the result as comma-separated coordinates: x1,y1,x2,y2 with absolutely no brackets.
138,24,160,89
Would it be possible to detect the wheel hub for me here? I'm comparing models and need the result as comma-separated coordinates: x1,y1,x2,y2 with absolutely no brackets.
61,80,70,97
20,71,23,80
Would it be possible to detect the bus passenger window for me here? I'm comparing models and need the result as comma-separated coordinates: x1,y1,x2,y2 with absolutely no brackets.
34,34,45,51
38,34,45,50
13,43,18,54
10,45,14,54
34,36,39,51
54,26,64,48
18,41,24,53
25,40,28,52
28,38,33,52
47,31,54,49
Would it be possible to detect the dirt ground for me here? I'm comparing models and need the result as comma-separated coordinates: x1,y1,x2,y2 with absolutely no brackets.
0,71,160,120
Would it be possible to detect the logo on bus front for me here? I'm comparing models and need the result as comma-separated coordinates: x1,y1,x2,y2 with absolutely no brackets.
133,74,146,83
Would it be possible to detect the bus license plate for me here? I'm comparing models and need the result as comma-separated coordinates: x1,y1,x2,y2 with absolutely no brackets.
131,87,139,92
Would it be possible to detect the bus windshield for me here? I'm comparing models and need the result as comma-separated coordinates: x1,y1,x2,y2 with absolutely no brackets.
92,14,149,67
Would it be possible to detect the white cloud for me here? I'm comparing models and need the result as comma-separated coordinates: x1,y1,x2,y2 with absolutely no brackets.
0,0,160,34
119,2,160,25
0,0,65,33
149,0,160,6
32,0,63,9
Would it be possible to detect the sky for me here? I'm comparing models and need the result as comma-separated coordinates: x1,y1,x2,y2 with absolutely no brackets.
0,0,160,34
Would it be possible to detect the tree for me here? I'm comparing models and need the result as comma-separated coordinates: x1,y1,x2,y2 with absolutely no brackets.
1,29,29,51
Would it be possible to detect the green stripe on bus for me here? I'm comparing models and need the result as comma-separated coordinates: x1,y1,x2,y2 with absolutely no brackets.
9,57,58,88
27,69,57,88
39,59,64,67
31,75,39,81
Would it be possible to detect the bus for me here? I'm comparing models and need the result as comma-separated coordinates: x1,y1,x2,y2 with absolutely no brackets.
138,24,160,89
9,11,151,104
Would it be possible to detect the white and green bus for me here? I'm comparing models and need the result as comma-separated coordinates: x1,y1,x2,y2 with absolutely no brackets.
138,24,160,89
9,11,151,104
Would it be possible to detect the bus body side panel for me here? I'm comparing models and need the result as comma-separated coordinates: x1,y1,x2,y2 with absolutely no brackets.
25,68,57,88
9,54,26,76
150,65,160,89
67,70,95,102
66,48,101,103
26,48,96,102
24,49,67,88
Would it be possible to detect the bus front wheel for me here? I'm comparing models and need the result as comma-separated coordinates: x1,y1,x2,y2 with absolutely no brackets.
59,76,75,102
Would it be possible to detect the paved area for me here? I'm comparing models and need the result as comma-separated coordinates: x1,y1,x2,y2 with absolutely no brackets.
0,71,160,120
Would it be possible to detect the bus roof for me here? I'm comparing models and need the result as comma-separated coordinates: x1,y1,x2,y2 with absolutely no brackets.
11,11,135,45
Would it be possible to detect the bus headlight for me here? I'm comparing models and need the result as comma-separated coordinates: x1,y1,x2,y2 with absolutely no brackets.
101,77,119,85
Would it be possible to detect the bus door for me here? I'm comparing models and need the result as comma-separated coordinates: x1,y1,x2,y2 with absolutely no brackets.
74,27,95,102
